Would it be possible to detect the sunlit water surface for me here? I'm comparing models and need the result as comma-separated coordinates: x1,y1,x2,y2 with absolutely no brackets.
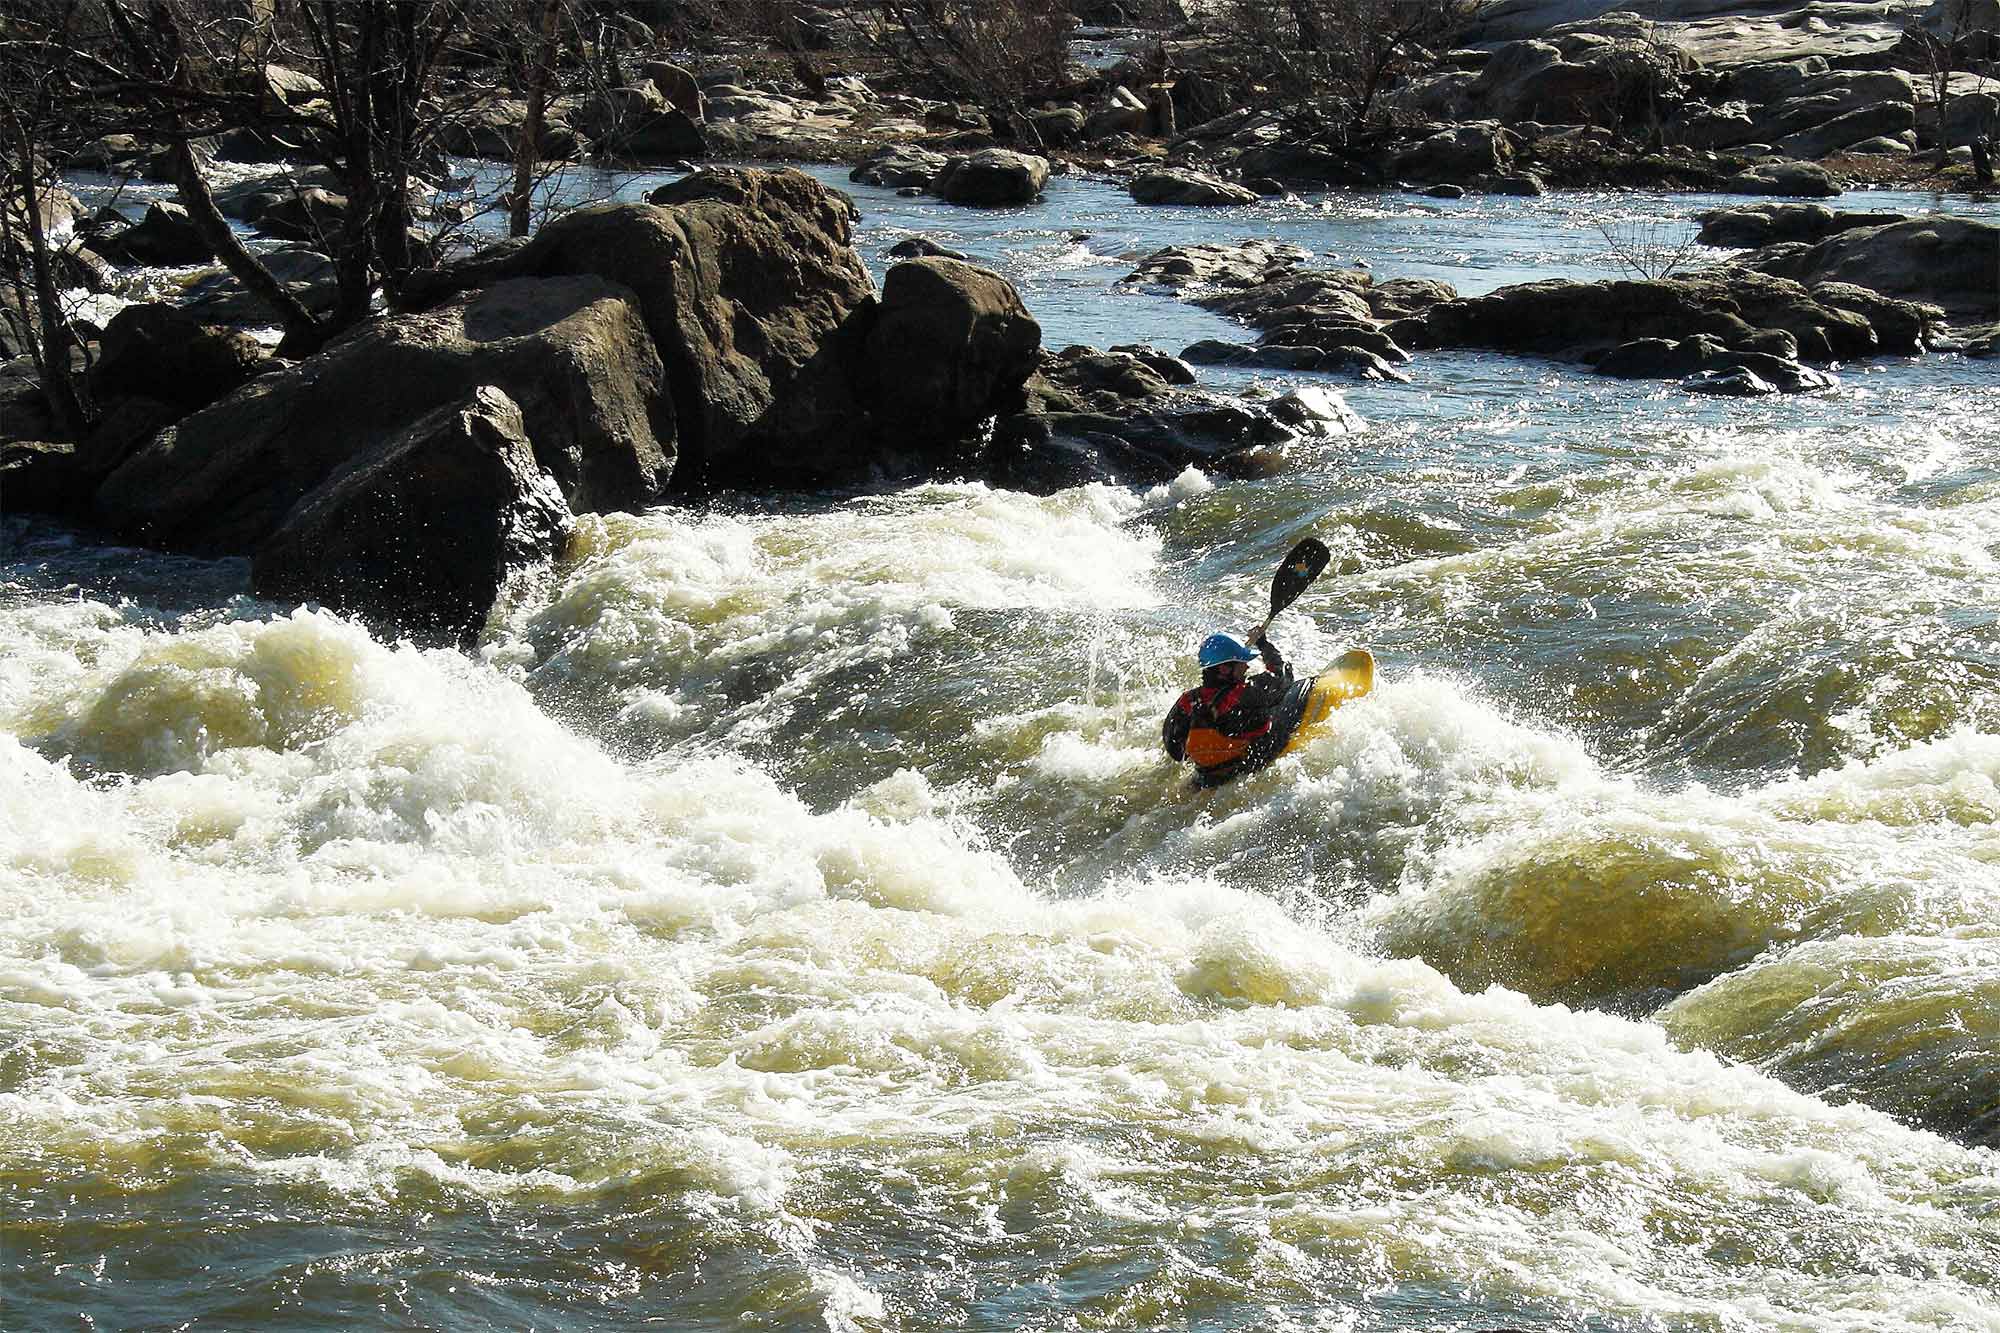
6,167,2000,1331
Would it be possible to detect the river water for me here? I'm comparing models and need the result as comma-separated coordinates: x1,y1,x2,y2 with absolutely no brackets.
5,167,2000,1330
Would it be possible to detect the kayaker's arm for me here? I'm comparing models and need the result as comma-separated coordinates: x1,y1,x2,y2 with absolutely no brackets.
1246,626,1290,681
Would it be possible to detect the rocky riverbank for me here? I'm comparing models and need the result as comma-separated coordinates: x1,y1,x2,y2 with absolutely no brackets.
9,0,2000,646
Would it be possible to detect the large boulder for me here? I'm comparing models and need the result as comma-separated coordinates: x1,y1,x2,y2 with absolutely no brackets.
850,143,949,189
252,187,348,243
934,149,1050,207
637,61,705,120
1393,123,1519,182
575,84,706,162
510,167,876,487
95,201,212,266
1775,102,1916,161
1735,217,2000,318
94,275,670,551
1467,19,1692,127
251,385,573,646
90,303,269,411
860,257,1041,436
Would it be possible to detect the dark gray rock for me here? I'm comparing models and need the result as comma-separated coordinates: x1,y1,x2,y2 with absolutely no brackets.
886,235,970,261
251,385,573,646
1735,217,2000,319
575,85,706,162
1411,270,1889,363
91,304,270,412
95,202,212,266
1121,240,1313,290
95,275,669,552
934,149,1050,207
1129,169,1259,206
850,143,949,189
1696,203,1907,248
861,257,1042,437
1724,161,1844,197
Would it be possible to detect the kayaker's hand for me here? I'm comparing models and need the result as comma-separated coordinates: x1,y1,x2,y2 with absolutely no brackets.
1245,623,1266,646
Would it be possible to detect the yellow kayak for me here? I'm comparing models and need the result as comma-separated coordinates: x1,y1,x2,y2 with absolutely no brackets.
1279,648,1376,755
1182,648,1376,781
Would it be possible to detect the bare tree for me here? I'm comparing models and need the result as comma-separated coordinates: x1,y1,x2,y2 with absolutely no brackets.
0,0,101,436
1216,0,1482,134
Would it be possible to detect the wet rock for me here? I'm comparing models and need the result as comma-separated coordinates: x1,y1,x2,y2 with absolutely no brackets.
1181,338,1412,381
1734,216,2000,319
1683,366,1779,395
860,257,1042,437
986,345,1357,490
90,304,269,412
94,201,212,266
1411,270,1893,363
887,235,970,261
1108,343,1197,384
95,275,669,552
1121,240,1313,290
1129,169,1259,206
1267,385,1367,435
251,384,573,646
2,394,186,517
935,149,1050,207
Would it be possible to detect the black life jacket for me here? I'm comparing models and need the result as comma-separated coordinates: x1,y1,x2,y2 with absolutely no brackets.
1176,680,1272,770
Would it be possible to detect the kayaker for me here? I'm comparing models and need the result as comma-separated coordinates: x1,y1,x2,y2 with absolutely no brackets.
1162,625,1295,786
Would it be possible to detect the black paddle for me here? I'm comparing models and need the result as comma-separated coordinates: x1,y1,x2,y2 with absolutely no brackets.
1254,537,1331,638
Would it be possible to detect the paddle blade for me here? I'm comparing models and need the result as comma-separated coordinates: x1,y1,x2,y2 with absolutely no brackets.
1268,538,1331,621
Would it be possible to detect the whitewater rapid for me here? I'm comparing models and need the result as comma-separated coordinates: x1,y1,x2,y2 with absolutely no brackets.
7,173,2000,1329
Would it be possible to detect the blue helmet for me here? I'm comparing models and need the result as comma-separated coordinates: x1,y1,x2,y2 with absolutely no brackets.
1198,633,1258,668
